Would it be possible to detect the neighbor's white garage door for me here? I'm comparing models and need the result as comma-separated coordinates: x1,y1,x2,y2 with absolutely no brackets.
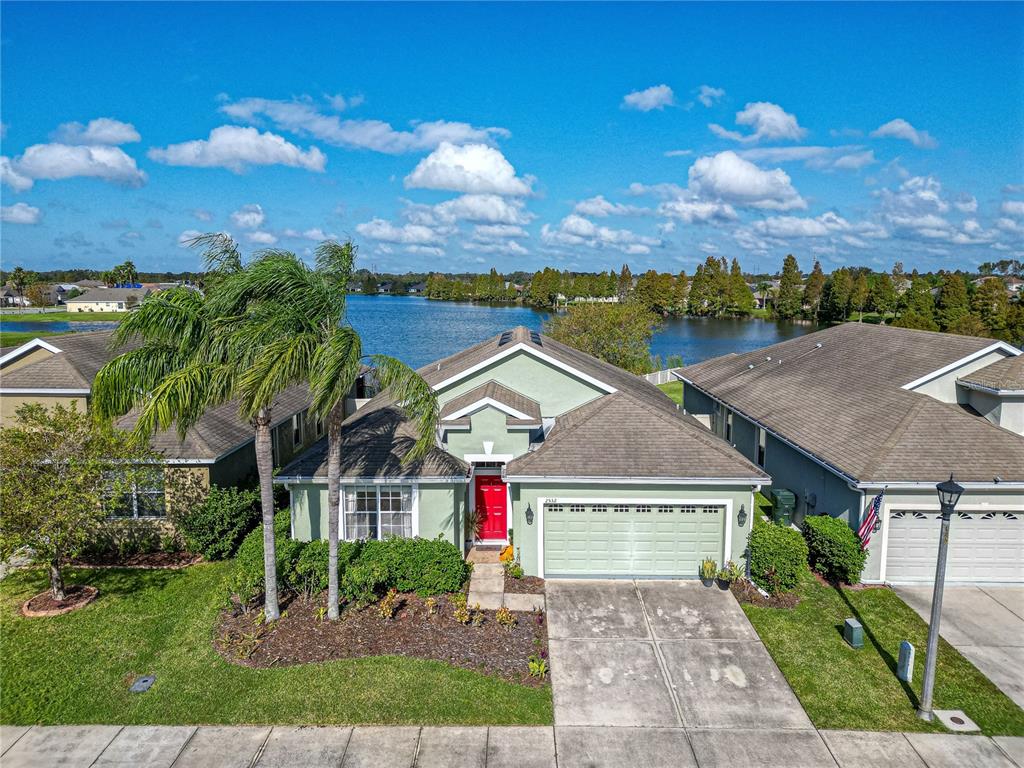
543,501,725,578
886,509,1024,583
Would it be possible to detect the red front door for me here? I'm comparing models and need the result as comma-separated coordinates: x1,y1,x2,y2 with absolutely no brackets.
475,475,508,540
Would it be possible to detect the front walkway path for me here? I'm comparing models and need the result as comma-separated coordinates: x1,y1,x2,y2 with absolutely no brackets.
895,586,1024,709
1,724,1022,767
545,579,809,728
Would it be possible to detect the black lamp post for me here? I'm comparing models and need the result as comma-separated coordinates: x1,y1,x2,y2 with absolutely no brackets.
917,473,964,721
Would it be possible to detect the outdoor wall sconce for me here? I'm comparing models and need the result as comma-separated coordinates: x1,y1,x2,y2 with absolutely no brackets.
525,504,534,525
872,516,882,533
737,504,748,527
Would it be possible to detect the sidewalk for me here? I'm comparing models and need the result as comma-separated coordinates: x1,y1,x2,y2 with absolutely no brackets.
1,724,1021,767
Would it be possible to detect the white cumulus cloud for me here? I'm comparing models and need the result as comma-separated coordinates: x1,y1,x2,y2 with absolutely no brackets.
51,118,141,145
0,202,42,224
148,126,326,173
245,230,277,245
1001,200,1024,217
870,118,938,149
230,203,265,229
3,143,146,188
541,214,661,255
404,142,533,196
573,195,649,218
709,102,806,144
697,85,726,108
688,151,806,210
220,96,507,154
656,198,738,224
356,218,449,246
433,194,533,225
622,84,675,112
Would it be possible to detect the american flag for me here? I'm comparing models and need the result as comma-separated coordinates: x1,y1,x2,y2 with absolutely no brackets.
858,490,885,549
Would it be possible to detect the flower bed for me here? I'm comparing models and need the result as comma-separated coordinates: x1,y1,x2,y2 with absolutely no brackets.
216,592,549,687
504,572,545,595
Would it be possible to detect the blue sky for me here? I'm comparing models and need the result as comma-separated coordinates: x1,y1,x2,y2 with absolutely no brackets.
2,2,1022,275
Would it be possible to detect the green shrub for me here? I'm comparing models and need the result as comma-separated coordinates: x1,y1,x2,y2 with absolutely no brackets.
342,560,389,605
803,515,867,584
748,517,808,594
172,485,260,560
292,538,364,595
230,509,300,604
348,536,469,596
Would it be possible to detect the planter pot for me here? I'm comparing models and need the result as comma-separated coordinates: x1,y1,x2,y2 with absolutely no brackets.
716,578,731,590
701,577,715,587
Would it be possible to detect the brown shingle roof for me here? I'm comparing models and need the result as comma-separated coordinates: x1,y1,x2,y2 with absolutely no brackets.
680,323,1024,483
506,390,768,481
282,326,765,483
440,380,541,423
958,354,1024,391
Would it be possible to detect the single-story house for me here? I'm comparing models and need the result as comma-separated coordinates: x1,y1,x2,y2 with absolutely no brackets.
280,326,768,579
0,331,337,516
65,287,151,312
0,286,31,307
675,323,1024,585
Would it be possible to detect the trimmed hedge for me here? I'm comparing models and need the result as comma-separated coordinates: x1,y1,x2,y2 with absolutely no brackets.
231,512,469,606
748,516,808,594
803,514,867,585
173,485,259,560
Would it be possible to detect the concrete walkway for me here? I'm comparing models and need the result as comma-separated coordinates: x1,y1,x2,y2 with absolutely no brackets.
895,586,1024,709
546,579,809,728
1,725,1022,767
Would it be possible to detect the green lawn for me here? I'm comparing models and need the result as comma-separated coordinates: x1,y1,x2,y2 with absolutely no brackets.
0,310,128,323
743,571,1024,736
0,329,59,347
657,380,683,405
0,564,553,726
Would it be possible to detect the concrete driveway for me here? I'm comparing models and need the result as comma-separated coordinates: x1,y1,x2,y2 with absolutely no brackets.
546,579,811,729
895,586,1024,709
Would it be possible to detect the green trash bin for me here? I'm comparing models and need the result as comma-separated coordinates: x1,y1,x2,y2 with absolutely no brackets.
769,488,796,527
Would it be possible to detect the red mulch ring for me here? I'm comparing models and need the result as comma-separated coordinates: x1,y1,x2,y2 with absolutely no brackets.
21,585,99,617
71,552,202,569
215,592,549,687
505,573,545,595
730,579,800,609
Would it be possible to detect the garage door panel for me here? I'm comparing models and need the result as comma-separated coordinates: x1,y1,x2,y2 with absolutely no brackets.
886,510,1023,583
544,501,726,577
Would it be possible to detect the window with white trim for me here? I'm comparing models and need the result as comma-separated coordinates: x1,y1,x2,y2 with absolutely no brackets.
569,504,586,513
613,504,629,515
344,485,413,540
292,414,303,448
756,427,766,467
725,411,734,443
106,470,165,518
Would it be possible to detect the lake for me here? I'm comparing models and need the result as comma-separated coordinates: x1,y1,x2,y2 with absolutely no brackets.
1,296,816,369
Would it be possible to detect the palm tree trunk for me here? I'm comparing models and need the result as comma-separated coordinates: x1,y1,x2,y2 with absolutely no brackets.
326,401,344,620
254,406,280,622
49,559,66,601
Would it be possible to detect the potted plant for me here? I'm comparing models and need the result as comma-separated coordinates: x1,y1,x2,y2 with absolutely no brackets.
700,558,717,587
715,564,730,590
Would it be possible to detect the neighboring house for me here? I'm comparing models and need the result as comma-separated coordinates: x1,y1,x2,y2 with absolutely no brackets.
280,326,768,579
0,331,334,516
48,283,80,305
675,323,1024,585
0,286,31,307
378,281,393,294
407,282,427,294
65,287,151,312
972,275,1022,296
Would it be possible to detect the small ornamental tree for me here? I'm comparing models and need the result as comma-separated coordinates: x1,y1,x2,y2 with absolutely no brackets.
543,301,663,375
0,403,160,599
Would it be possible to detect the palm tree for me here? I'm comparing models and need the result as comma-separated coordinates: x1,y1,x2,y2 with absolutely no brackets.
92,235,296,622
211,242,439,619
755,280,771,312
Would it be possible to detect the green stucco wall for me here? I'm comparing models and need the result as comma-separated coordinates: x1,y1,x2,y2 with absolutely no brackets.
288,481,465,545
444,406,532,460
436,351,604,417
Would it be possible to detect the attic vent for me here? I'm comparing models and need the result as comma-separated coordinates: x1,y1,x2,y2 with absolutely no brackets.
498,331,513,346
529,330,542,346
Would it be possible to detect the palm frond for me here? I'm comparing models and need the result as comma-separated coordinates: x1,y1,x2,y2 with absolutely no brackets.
91,343,183,420
309,327,363,418
134,362,225,440
236,332,321,420
370,354,439,463
189,232,243,276
315,240,357,290
112,287,207,352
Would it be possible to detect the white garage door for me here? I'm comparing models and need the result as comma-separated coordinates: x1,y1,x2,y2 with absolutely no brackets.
886,509,1024,583
543,501,726,578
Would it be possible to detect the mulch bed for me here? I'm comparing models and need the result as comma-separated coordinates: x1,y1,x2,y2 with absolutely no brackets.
71,552,202,569
505,573,545,595
21,585,99,617
215,592,549,687
730,578,801,609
